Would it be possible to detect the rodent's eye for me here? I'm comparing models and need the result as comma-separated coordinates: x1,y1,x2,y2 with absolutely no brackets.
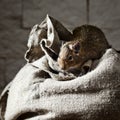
68,55,73,61
74,50,79,54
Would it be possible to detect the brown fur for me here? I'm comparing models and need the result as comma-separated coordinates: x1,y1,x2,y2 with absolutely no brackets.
58,25,110,71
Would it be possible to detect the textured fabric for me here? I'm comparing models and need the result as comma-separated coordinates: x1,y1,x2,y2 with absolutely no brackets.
1,48,120,120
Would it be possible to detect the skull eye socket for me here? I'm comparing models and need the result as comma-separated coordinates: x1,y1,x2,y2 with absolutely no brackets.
68,55,73,61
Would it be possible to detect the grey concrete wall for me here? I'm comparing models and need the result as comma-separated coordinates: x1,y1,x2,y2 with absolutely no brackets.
0,0,120,93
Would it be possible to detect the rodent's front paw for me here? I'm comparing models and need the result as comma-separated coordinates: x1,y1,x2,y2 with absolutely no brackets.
58,72,76,81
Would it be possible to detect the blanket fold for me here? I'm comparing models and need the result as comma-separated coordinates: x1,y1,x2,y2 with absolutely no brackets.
0,48,120,120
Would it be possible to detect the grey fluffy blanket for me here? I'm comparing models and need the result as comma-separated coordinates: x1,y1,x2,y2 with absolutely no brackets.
0,15,120,120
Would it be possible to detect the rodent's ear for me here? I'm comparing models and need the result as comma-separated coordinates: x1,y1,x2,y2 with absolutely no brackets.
71,41,80,52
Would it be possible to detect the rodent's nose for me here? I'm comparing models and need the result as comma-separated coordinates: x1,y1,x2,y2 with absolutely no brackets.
60,65,65,70
57,57,66,70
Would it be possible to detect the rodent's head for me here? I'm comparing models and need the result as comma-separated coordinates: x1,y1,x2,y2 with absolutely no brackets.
57,41,85,70
57,25,110,71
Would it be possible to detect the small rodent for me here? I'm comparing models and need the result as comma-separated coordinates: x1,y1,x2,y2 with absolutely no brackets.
57,25,111,73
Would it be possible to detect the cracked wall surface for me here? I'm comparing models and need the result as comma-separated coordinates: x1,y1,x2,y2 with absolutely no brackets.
0,0,120,93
